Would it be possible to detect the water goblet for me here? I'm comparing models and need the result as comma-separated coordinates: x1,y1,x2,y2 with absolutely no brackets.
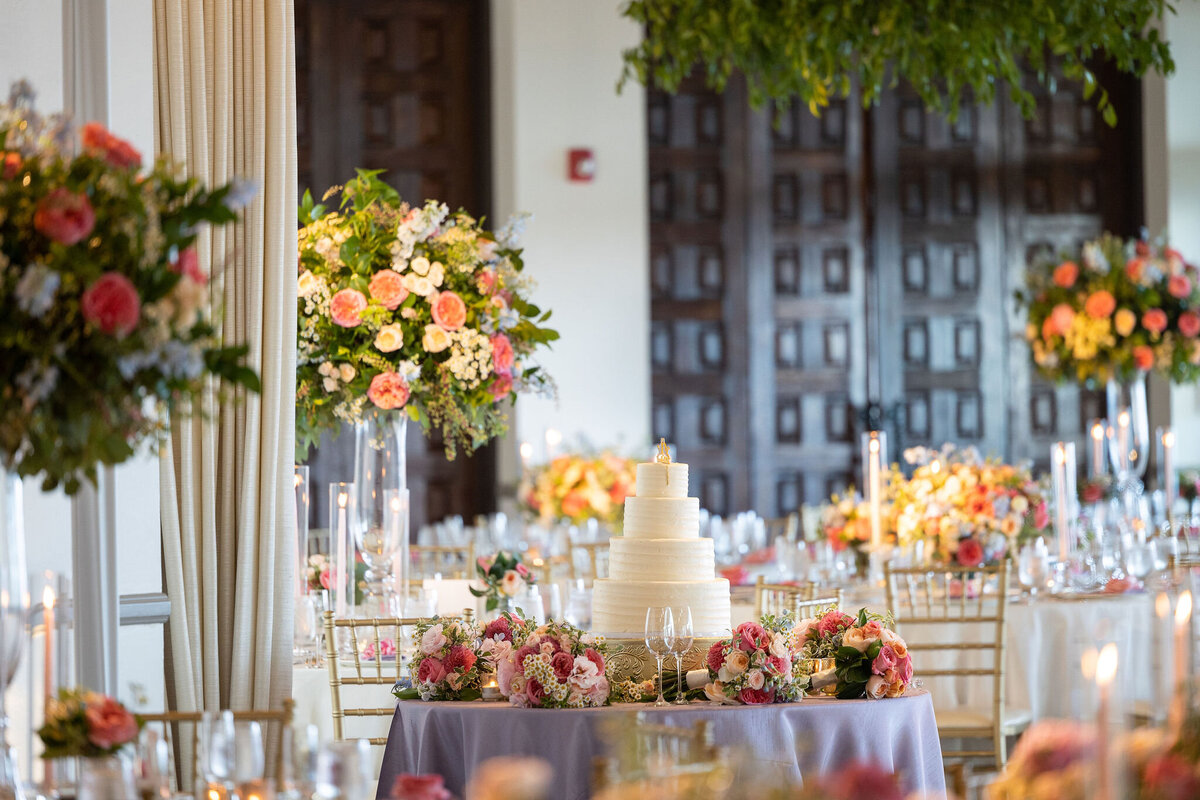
644,607,675,708
670,607,694,705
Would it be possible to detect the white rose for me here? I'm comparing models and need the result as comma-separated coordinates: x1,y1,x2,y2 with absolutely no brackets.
412,277,435,297
401,307,418,319
769,633,790,659
298,269,318,297
401,273,418,291
747,669,765,690
419,624,447,655
865,675,888,699
723,650,749,677
423,325,451,353
703,681,728,704
318,361,335,377
410,256,430,276
338,363,356,382
322,376,339,392
375,323,404,353
428,262,445,287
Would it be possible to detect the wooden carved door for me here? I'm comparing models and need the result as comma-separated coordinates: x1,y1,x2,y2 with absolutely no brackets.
296,0,493,531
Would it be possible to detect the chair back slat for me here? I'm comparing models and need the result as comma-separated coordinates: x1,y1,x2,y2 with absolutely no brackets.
411,543,476,579
753,576,842,619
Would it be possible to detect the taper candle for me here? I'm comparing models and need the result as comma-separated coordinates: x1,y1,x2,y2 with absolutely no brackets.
1051,442,1076,562
336,488,349,618
1160,428,1176,524
1175,591,1193,706
1090,420,1107,479
1095,643,1119,800
42,583,55,789
862,431,886,549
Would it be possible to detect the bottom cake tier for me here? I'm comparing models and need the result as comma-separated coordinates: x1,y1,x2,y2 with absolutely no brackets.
591,577,731,638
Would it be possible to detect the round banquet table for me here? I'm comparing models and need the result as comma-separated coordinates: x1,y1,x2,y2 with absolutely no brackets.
374,691,946,800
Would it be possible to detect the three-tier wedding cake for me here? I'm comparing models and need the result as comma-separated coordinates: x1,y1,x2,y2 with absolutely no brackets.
591,441,731,636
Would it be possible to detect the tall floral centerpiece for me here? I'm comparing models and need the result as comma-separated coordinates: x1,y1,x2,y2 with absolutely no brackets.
519,452,636,530
1019,233,1200,499
296,171,558,610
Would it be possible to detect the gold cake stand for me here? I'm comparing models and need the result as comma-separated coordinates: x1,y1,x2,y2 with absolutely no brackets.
603,637,724,683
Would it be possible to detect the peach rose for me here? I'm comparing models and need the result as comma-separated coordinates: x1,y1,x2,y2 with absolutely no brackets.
329,288,367,327
1169,274,1193,299
367,371,410,409
490,334,515,373
422,324,451,353
1114,308,1137,337
82,122,142,169
34,188,95,245
1142,308,1168,335
1,152,20,180
84,696,139,750
369,269,409,309
561,490,587,518
1053,261,1078,288
1084,290,1116,318
1046,303,1075,336
430,291,467,331
1133,345,1155,371
1180,311,1200,339
880,628,908,658
81,273,141,338
298,270,318,297
723,650,750,678
864,675,888,700
375,323,404,353
1126,257,1146,282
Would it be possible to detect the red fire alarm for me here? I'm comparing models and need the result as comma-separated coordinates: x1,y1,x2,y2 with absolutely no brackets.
568,149,596,182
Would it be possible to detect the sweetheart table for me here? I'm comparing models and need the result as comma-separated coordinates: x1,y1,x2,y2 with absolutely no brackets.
374,691,945,800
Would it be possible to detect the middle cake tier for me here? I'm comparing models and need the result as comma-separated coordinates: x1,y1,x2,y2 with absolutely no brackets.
607,537,715,582
622,496,700,539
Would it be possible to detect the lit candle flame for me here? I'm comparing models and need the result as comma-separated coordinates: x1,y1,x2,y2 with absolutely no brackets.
1091,422,1104,440
1157,593,1171,620
337,492,348,509
869,436,880,455
519,442,533,462
1081,647,1097,680
1096,643,1118,687
42,585,55,610
1164,430,1175,448
1177,590,1193,626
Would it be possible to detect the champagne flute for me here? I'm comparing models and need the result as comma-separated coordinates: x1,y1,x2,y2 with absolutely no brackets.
644,607,674,708
670,607,694,705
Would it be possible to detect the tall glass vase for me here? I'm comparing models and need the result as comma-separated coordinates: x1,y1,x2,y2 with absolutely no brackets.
352,414,409,617
1106,373,1150,519
0,470,28,800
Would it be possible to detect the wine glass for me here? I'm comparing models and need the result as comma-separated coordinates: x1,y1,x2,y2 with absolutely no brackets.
644,607,674,708
314,740,373,800
1017,541,1050,600
670,607,694,705
294,593,323,666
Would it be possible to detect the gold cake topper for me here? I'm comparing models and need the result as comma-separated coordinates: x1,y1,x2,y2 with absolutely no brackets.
655,438,672,465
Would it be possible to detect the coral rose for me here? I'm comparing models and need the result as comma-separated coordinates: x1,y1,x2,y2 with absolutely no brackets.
1168,274,1193,299
1047,303,1075,337
367,371,410,410
416,657,446,684
84,696,139,750
734,621,771,652
1126,257,1146,281
82,122,142,169
391,774,452,800
1180,311,1200,339
491,334,515,373
430,290,467,331
816,611,855,639
561,490,587,518
1084,290,1116,318
329,288,367,327
81,273,141,338
488,372,513,401
34,188,95,245
171,248,206,285
956,537,984,566
369,269,409,309
1143,308,1169,335
1133,345,1155,371
1114,308,1137,337
444,645,477,674
1052,261,1078,288
738,687,775,705
2,152,21,180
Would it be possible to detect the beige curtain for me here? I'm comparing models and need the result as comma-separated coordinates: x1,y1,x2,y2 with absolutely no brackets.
152,0,297,732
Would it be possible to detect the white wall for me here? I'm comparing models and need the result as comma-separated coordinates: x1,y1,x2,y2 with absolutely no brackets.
0,0,164,782
1162,5,1200,465
490,0,650,469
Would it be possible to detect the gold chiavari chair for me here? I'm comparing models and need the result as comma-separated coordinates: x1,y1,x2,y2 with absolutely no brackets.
140,699,295,789
529,553,572,586
884,561,1028,795
592,713,725,794
571,540,609,582
765,513,801,543
322,611,460,746
753,575,842,619
411,543,476,579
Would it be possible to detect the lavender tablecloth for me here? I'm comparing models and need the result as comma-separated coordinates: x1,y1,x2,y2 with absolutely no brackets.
375,691,945,800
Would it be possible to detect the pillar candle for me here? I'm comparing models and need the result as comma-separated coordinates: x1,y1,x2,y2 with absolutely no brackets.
1173,590,1193,737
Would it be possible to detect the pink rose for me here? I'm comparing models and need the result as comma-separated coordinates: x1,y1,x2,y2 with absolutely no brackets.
1034,501,1049,530
82,122,142,169
513,644,537,674
444,644,477,674
367,371,411,410
369,269,409,309
550,651,574,680
861,620,883,639
319,569,333,591
430,291,467,331
1134,345,1155,371
734,621,771,652
1052,262,1078,288
84,696,139,750
515,563,530,579
706,642,726,673
737,687,775,705
1180,311,1200,338
81,273,141,338
417,657,446,684
330,288,367,327
525,678,546,705
2,152,21,180
362,639,396,661
34,188,95,245
171,247,207,285
956,537,984,566
766,655,788,676
872,644,898,675
816,611,855,639
483,617,513,642
391,774,452,800
488,372,513,401
1168,274,1193,299
1143,308,1169,335
584,648,605,673
586,675,610,705
477,268,498,294
491,334,515,373
898,654,913,684
1084,290,1117,318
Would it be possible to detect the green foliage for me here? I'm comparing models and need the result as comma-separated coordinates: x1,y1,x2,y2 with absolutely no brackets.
619,0,1175,124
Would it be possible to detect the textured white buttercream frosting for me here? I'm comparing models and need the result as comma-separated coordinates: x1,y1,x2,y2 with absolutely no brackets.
635,463,689,498
608,537,715,581
591,578,731,637
622,496,700,539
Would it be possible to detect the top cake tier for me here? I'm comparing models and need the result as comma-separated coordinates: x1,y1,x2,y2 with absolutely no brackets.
635,462,689,498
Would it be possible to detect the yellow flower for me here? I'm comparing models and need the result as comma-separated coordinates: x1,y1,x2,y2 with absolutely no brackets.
1114,308,1136,337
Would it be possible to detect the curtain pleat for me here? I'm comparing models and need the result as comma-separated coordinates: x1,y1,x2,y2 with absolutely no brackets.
152,0,297,779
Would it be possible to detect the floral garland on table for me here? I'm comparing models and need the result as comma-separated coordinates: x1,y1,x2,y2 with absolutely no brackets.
797,607,912,700
701,615,808,705
295,170,558,461
0,82,259,493
38,688,142,758
892,445,1049,566
519,452,637,528
489,614,649,708
1018,232,1200,384
469,551,535,612
394,617,486,701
